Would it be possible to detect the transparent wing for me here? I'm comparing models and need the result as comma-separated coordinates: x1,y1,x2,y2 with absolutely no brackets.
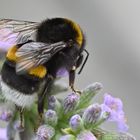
0,19,39,50
16,41,68,74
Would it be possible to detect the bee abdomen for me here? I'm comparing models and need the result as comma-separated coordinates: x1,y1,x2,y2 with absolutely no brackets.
1,62,41,94
0,80,37,108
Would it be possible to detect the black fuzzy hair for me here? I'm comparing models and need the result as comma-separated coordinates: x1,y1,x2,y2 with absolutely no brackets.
36,18,81,44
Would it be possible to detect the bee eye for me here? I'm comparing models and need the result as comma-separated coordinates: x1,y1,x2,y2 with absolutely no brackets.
67,39,74,47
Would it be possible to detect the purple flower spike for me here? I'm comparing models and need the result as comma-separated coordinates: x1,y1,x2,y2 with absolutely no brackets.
101,93,129,132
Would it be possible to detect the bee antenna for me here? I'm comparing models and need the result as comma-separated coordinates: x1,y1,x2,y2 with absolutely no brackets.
78,49,89,74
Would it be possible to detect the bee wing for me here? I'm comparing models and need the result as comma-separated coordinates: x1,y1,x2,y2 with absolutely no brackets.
0,19,39,50
16,41,68,74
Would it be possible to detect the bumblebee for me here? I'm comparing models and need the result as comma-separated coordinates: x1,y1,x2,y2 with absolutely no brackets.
0,18,89,127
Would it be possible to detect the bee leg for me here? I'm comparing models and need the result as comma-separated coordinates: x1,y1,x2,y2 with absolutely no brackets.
16,106,24,128
69,66,81,95
37,75,54,125
19,108,24,128
38,112,43,127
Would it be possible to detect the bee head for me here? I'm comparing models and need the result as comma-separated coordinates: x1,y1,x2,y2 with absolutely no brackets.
36,17,88,74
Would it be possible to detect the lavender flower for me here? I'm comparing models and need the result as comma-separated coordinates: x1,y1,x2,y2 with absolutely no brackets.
0,102,15,121
77,131,97,140
36,125,55,140
0,128,7,140
0,110,13,121
82,104,101,126
45,110,58,127
69,114,84,132
59,134,76,140
101,93,128,132
63,93,80,114
0,82,135,140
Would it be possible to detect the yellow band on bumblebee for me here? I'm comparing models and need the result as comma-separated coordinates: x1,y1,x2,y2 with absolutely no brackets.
28,65,47,78
6,45,18,62
65,19,83,47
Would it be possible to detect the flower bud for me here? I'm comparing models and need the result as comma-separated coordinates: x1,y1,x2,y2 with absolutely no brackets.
45,110,58,127
37,125,55,140
77,131,97,140
82,104,101,126
48,96,56,110
48,96,62,115
63,93,80,114
83,82,103,94
78,83,103,108
59,134,76,140
69,114,84,132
